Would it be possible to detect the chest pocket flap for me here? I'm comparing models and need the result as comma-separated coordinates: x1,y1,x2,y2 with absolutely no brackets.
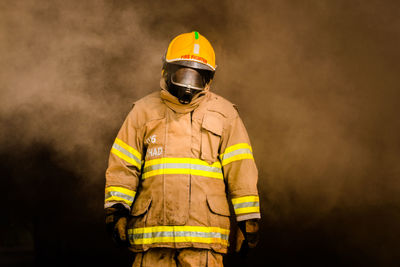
202,113,223,136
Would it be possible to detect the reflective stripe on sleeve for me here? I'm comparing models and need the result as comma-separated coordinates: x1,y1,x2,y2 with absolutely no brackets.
128,226,229,246
111,138,142,169
142,158,223,180
231,196,260,215
105,186,136,207
220,143,254,166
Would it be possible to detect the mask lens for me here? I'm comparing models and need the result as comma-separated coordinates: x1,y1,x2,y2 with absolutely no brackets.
171,68,205,91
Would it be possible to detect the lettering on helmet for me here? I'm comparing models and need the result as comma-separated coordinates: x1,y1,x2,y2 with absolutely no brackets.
180,54,208,64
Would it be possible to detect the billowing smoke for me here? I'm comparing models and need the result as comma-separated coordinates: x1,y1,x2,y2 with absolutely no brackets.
1,0,400,266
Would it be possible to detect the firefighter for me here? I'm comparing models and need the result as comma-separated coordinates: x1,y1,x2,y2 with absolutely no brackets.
105,31,261,266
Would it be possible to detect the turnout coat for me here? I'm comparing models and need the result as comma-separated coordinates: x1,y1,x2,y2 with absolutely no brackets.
105,83,260,253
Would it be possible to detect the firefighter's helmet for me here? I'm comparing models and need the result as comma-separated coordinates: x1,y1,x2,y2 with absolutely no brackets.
162,31,216,104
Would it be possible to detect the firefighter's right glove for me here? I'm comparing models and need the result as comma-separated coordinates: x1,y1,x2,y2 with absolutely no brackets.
105,203,130,247
236,219,260,257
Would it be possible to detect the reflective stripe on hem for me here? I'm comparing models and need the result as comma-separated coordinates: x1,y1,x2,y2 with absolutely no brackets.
128,226,229,246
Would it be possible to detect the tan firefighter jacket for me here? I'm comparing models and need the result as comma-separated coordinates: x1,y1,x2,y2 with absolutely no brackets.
105,81,261,253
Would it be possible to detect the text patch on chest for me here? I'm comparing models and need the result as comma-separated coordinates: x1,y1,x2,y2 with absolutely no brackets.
146,134,157,144
147,146,163,157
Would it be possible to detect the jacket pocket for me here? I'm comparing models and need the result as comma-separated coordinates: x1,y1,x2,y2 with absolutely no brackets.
206,194,230,217
201,113,223,163
131,196,152,216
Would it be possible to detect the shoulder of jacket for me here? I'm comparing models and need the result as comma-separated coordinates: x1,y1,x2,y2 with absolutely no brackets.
133,91,163,108
206,92,239,119
128,91,165,127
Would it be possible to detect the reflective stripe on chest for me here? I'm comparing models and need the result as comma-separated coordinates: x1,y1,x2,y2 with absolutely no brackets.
142,157,223,179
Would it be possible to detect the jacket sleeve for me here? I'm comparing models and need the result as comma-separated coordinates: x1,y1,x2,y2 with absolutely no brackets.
220,111,261,222
104,106,144,210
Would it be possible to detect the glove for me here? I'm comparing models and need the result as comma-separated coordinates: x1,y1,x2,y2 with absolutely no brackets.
105,203,130,247
236,219,260,257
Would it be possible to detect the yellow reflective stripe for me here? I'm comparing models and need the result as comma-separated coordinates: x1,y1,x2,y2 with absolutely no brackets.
132,236,229,246
105,186,136,206
105,186,136,197
104,195,133,206
232,196,260,215
115,138,141,160
234,206,260,215
142,158,223,180
220,143,254,166
231,196,259,205
145,158,221,168
142,168,223,179
129,226,229,246
221,143,252,156
222,154,254,166
111,138,142,169
132,226,229,235
111,148,141,169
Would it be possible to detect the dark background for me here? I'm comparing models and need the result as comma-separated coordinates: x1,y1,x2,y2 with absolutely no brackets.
1,0,400,266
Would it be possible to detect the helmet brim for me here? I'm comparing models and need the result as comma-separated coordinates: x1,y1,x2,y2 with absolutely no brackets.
167,60,215,72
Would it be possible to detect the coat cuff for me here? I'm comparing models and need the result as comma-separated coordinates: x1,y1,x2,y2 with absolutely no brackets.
104,186,136,210
231,195,260,221
236,213,261,222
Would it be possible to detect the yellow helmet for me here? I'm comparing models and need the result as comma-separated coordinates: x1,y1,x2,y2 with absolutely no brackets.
165,31,216,71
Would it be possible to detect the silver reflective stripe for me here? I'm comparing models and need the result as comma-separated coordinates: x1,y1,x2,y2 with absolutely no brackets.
112,143,141,166
132,231,229,240
233,201,259,209
105,191,135,202
143,163,222,174
221,148,252,160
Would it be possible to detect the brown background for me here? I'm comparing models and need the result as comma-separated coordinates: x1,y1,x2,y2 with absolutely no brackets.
1,0,400,266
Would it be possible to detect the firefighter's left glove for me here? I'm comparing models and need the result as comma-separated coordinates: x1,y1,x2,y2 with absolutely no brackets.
105,203,130,247
236,219,260,257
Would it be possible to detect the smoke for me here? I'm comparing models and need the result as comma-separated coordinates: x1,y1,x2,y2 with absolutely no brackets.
1,0,400,266
0,0,163,179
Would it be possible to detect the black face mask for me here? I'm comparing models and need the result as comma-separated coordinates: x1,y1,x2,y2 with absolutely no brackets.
168,67,206,104
167,86,199,104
